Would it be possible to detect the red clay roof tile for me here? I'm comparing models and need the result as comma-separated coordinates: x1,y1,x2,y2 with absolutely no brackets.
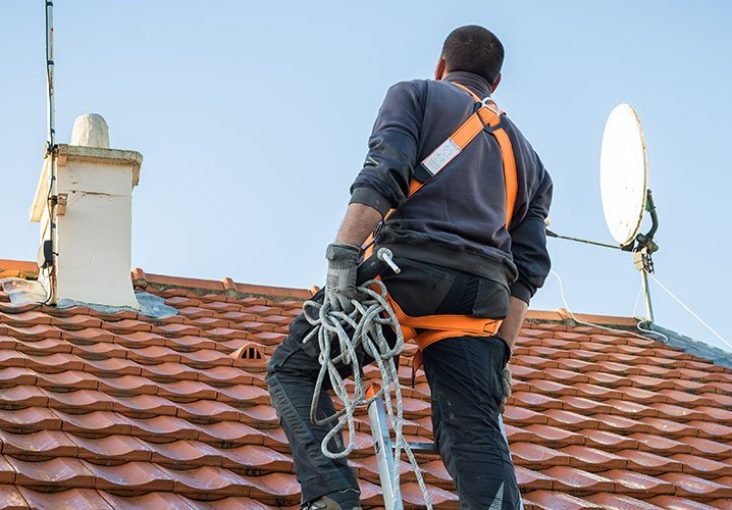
659,471,732,498
0,429,77,459
687,419,732,439
86,460,174,492
560,445,628,469
541,465,614,491
709,500,732,510
72,434,151,463
600,468,674,495
515,465,554,490
99,492,194,510
580,428,639,450
645,495,722,509
639,416,696,436
670,453,732,477
523,490,603,509
523,424,584,447
9,456,94,487
511,442,571,467
542,408,598,429
584,492,668,509
0,485,28,510
19,487,113,510
617,449,684,473
629,432,691,453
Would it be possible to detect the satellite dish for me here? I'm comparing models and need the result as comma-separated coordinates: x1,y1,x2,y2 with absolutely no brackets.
600,103,648,247
548,102,659,322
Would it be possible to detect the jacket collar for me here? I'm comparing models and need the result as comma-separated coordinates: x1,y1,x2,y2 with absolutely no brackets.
443,71,493,98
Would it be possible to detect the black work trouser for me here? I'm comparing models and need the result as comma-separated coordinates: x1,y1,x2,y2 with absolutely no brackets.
266,258,521,509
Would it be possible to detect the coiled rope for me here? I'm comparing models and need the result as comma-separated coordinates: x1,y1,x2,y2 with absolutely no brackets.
302,279,433,509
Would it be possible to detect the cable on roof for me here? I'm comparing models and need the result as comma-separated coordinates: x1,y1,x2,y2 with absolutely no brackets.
649,274,731,351
550,269,670,344
632,281,644,319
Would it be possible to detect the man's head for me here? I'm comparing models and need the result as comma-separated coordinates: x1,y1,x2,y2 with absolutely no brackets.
436,25,504,92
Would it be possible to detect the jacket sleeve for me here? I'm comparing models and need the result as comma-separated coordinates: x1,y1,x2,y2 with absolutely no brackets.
349,81,423,216
509,164,553,304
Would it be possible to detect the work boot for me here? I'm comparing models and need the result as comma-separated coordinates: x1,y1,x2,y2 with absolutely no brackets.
300,489,362,510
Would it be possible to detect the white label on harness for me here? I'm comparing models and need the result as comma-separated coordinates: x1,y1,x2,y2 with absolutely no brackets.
421,138,460,175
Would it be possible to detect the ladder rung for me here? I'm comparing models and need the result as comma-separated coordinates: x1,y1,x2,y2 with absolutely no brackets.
398,442,438,454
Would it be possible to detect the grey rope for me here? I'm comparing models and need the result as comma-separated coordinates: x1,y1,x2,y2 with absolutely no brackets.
302,280,433,509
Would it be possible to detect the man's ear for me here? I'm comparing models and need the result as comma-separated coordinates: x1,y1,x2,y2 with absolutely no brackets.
435,58,447,80
491,73,502,93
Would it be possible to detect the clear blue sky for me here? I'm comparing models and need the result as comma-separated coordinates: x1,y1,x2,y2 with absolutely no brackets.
1,1,731,352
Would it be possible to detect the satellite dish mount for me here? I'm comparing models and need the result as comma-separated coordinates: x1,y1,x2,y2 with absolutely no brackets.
630,190,659,321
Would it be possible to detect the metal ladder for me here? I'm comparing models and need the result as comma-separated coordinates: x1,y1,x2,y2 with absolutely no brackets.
367,395,522,509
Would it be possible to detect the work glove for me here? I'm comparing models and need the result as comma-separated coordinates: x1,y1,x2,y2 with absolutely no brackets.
325,243,361,313
499,362,512,414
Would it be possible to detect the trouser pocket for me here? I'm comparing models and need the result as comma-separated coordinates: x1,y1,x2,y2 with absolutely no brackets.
381,257,456,317
472,278,510,319
383,257,510,320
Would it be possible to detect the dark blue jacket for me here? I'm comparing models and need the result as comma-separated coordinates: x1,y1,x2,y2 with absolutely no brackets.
350,71,553,304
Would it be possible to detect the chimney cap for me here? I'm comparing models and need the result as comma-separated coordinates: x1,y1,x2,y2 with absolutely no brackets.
70,113,110,149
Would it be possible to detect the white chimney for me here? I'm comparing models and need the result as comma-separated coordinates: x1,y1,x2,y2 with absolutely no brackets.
29,113,142,308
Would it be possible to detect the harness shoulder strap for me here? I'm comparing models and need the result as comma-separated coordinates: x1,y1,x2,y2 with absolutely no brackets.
417,82,518,228
363,82,520,257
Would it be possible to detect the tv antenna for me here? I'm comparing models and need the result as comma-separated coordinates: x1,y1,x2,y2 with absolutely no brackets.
547,103,659,322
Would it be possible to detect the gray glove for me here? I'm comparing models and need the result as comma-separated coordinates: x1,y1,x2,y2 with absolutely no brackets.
325,243,361,312
499,362,512,414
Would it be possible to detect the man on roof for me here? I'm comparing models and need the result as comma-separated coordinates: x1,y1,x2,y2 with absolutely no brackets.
267,25,553,510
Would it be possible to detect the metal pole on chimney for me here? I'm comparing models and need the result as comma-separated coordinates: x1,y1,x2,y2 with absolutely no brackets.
45,0,58,303
45,1,55,149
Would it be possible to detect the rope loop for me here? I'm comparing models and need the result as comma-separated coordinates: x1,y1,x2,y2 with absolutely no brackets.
303,280,432,509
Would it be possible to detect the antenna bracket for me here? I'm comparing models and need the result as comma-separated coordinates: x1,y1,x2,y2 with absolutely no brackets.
633,250,655,274
631,189,660,254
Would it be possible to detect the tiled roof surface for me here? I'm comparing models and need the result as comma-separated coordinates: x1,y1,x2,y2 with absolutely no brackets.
0,262,730,509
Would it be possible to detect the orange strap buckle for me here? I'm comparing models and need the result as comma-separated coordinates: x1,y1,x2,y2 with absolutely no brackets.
383,291,502,385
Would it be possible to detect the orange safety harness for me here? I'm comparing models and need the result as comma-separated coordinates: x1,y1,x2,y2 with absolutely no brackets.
365,83,519,371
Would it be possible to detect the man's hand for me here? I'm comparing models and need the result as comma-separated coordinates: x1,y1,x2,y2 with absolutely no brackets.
325,243,361,312
323,203,383,313
499,362,512,414
497,296,528,350
496,296,526,413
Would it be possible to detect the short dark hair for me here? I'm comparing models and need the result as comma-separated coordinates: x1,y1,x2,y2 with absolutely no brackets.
442,25,504,85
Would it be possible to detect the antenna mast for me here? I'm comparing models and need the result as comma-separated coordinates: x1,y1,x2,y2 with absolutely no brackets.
45,1,55,148
44,0,58,303
632,190,659,322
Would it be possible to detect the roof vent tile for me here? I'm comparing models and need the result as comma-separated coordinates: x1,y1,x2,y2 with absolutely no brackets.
230,343,267,366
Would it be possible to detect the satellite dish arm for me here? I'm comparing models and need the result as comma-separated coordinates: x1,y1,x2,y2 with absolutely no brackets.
546,229,624,250
635,189,659,253
645,189,659,240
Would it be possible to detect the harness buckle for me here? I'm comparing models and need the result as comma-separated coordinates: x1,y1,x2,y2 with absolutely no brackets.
376,248,401,275
480,96,500,114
